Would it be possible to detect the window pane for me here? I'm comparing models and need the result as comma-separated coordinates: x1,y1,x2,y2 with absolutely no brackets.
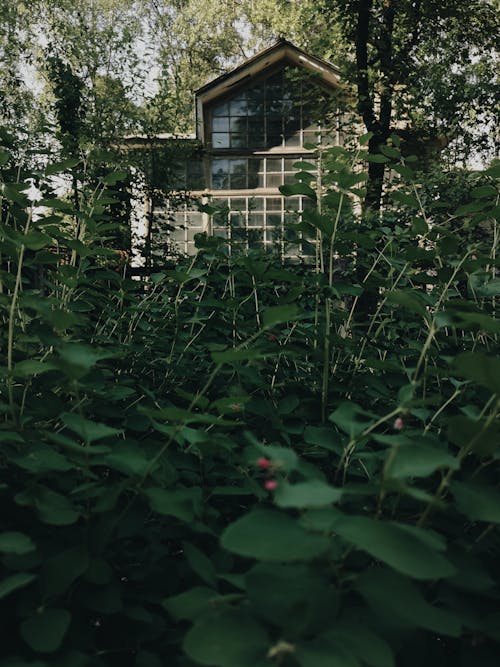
265,158,279,172
230,133,246,148
266,198,282,211
267,173,283,188
248,212,264,226
213,102,229,117
212,132,229,148
230,97,248,115
212,117,230,132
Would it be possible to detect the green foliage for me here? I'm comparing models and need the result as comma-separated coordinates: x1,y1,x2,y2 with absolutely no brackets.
0,141,499,667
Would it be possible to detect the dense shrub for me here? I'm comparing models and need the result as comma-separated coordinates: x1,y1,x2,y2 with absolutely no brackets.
0,143,499,667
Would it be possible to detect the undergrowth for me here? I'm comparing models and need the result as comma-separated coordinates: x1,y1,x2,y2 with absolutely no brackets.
0,140,499,667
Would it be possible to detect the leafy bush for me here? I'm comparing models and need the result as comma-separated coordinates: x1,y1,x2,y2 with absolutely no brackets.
1,142,499,667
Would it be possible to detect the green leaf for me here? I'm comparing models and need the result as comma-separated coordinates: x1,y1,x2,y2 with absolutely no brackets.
296,639,360,667
356,567,461,636
385,290,427,318
21,609,71,653
386,445,458,479
470,185,497,199
331,621,394,667
145,487,201,522
363,153,390,164
221,509,329,562
329,402,375,438
183,609,268,667
280,182,316,199
11,444,73,474
45,158,80,175
40,546,89,596
275,480,342,509
245,562,336,633
12,360,58,378
359,132,373,145
447,415,499,457
61,413,122,443
451,481,500,523
262,304,299,328
452,352,500,394
103,442,152,476
253,442,298,472
333,516,456,580
55,343,115,380
0,532,35,555
0,573,36,600
182,542,217,587
15,486,79,526
101,170,128,185
162,587,219,621
304,426,341,453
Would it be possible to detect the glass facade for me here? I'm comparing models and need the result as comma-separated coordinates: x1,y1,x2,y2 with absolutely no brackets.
210,195,317,259
209,67,330,150
163,63,337,258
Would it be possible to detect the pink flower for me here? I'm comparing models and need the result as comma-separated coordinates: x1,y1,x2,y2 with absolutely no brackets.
267,334,278,342
264,479,278,491
256,457,271,469
393,417,404,430
231,404,241,412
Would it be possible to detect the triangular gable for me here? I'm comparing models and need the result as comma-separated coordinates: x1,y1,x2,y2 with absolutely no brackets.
195,39,341,143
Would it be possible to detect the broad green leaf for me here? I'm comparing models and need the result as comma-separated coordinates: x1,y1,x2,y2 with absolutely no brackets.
363,153,390,164
163,587,219,621
103,442,152,476
246,563,336,633
330,621,394,667
13,360,57,377
386,445,458,479
280,182,316,199
304,426,341,453
356,568,461,636
221,509,329,562
101,170,128,185
55,343,116,379
253,442,298,472
0,532,35,555
329,402,375,438
45,158,80,175
359,132,373,145
11,444,73,474
451,481,500,523
21,609,71,653
145,487,201,522
183,609,268,667
447,415,500,456
182,542,217,587
470,185,497,199
61,413,122,443
385,290,427,318
262,304,299,328
452,352,500,394
333,516,456,579
275,480,342,508
40,546,89,596
15,486,79,526
296,639,360,667
0,573,36,600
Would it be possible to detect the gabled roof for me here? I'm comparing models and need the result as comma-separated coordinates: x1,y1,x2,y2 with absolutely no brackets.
195,38,341,107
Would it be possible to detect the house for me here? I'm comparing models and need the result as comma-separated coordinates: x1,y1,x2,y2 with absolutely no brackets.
127,39,344,263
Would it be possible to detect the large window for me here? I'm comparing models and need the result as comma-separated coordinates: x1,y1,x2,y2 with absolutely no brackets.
210,157,316,190
210,195,317,259
209,67,333,150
